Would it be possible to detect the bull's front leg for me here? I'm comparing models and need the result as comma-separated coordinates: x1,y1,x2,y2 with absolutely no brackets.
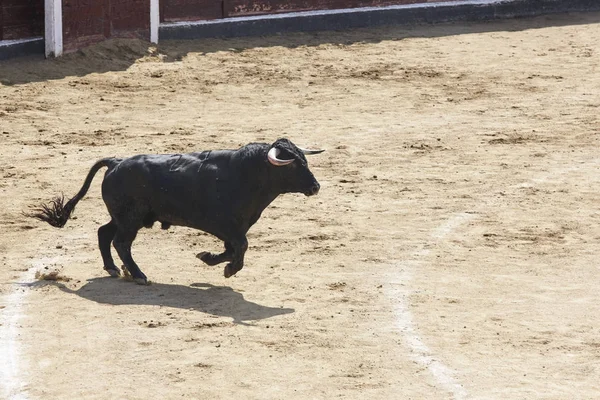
197,241,233,266
224,237,248,278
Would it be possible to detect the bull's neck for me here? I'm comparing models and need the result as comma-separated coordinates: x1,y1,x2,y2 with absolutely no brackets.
231,153,281,228
238,184,280,223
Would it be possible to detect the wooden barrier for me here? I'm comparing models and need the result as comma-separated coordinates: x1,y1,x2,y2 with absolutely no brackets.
1,0,600,59
223,0,453,18
161,0,224,22
0,0,44,41
62,0,150,53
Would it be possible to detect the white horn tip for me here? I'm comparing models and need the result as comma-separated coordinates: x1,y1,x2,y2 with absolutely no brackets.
299,147,325,155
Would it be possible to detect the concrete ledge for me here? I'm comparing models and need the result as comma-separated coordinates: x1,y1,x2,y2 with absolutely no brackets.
160,0,600,40
0,37,44,61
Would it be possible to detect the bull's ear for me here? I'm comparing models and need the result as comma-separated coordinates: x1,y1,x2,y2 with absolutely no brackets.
267,147,294,166
298,147,325,155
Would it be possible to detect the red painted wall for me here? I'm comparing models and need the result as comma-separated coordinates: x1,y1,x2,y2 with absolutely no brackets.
62,0,150,53
161,0,458,21
161,0,223,22
111,0,150,35
62,0,106,51
225,0,412,17
0,0,459,50
0,0,44,41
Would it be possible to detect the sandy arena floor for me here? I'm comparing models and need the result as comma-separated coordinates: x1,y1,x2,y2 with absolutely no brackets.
1,11,600,399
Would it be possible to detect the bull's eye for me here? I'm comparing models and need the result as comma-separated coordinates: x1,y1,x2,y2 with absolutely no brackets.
278,149,295,160
278,153,296,165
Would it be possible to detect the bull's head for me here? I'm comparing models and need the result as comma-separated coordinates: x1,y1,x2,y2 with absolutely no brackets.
267,138,324,196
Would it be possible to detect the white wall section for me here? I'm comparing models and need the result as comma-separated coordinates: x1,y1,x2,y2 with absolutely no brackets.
44,0,63,57
150,0,160,44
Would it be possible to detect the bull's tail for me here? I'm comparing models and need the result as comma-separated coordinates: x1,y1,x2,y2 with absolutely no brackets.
27,157,121,228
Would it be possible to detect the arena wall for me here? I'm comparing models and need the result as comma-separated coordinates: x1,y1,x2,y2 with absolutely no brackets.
0,0,44,41
161,0,223,22
62,0,150,53
0,0,599,60
225,0,455,18
158,0,456,22
160,0,600,40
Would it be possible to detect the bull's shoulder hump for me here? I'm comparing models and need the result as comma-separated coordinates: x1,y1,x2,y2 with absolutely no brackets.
112,154,185,173
191,150,233,158
120,153,194,165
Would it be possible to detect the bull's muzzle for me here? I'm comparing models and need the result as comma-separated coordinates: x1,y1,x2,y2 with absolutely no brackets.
305,182,320,196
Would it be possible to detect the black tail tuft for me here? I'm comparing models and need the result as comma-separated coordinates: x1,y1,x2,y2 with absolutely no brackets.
26,195,71,228
25,157,118,229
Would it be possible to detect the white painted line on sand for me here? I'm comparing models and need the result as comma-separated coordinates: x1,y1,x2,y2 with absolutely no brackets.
389,212,474,399
0,257,58,400
0,271,35,400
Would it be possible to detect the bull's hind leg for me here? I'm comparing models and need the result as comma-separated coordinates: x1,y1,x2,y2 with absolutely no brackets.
196,242,234,266
98,220,120,277
113,229,148,285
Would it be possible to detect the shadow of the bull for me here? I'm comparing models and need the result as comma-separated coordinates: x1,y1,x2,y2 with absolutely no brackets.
30,277,294,324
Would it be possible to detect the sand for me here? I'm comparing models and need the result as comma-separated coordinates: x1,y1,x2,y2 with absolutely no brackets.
1,11,600,399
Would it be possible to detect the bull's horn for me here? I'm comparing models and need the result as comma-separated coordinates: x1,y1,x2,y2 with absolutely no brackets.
299,147,325,155
267,147,294,166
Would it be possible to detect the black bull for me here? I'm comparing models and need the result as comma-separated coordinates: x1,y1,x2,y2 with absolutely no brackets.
29,138,324,284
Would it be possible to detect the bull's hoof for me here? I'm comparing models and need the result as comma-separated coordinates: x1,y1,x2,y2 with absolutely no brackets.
134,277,150,285
196,251,210,263
105,267,121,278
224,264,239,278
121,266,147,285
121,265,132,281
197,251,222,266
